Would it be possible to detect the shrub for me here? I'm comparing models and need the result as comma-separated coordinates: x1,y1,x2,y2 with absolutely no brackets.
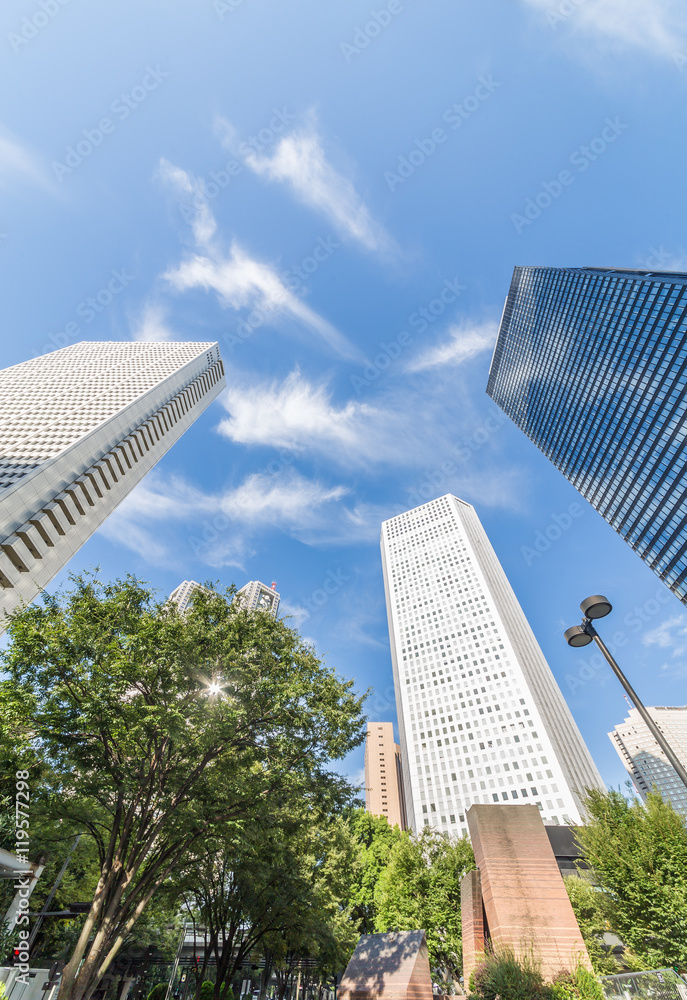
199,982,215,1000
548,965,604,1000
470,947,548,1000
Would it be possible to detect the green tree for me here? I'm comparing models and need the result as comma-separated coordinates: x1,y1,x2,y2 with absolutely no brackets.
563,877,620,975
576,788,687,970
179,808,358,1000
348,810,404,933
375,828,474,982
1,574,366,1000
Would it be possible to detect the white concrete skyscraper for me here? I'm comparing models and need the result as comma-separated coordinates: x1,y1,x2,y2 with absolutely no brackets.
381,495,604,836
609,706,687,816
0,341,225,622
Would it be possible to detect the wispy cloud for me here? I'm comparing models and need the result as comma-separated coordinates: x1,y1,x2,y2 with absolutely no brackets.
98,467,354,569
521,0,687,57
406,322,497,373
159,158,361,361
218,113,394,255
0,128,51,191
643,614,687,656
217,368,380,457
131,302,176,342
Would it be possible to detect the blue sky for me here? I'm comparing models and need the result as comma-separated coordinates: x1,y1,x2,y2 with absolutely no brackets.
3,0,687,793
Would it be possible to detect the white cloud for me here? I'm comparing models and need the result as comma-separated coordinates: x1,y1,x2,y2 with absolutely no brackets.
219,114,393,255
406,322,497,373
643,614,687,657
521,0,687,57
0,128,50,191
166,243,362,360
217,368,379,456
158,158,361,361
132,303,176,342
98,467,353,569
158,157,217,246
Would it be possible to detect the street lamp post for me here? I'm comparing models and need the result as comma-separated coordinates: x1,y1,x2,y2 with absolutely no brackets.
564,594,687,794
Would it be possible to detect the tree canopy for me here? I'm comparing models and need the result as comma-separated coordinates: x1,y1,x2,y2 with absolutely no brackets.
374,826,475,983
575,788,687,971
1,573,366,1000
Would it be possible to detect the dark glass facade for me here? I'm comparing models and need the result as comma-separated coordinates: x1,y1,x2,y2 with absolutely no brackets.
487,266,687,603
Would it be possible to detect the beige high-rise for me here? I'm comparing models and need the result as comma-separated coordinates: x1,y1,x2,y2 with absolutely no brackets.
364,722,407,829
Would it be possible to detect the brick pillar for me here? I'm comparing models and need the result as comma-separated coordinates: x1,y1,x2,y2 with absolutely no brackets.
461,869,485,989
466,804,592,980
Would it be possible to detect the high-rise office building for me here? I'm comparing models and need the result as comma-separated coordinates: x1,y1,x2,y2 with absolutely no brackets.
609,705,687,816
0,341,225,622
381,495,603,836
235,580,280,617
487,266,687,603
364,722,407,829
169,580,206,613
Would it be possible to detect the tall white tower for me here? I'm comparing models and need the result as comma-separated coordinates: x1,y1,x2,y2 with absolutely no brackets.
381,495,604,836
0,341,225,622
609,706,687,816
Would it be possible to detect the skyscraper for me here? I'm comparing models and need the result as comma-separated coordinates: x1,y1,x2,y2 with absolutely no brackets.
235,580,280,617
381,495,603,836
0,341,225,621
487,266,687,603
609,705,687,816
169,580,206,613
364,722,407,829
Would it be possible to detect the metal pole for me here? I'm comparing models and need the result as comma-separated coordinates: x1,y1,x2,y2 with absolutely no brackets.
28,835,81,952
588,622,687,792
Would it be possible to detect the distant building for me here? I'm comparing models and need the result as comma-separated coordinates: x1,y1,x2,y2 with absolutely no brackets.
364,722,407,829
169,580,205,613
488,265,687,604
0,341,225,623
381,495,603,836
235,580,280,617
609,706,687,815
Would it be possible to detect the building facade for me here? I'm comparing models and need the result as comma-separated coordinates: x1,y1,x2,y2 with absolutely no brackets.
0,341,225,622
381,495,603,836
487,265,687,603
609,705,687,815
235,580,280,617
364,722,407,829
169,580,205,613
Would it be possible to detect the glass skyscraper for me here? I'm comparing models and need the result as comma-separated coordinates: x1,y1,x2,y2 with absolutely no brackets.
488,266,687,603
381,495,603,836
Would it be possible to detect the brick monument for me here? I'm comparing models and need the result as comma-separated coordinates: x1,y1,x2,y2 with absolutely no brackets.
337,931,433,1000
461,804,591,984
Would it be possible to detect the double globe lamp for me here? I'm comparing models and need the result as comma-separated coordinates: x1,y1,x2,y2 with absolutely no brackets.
564,595,687,793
